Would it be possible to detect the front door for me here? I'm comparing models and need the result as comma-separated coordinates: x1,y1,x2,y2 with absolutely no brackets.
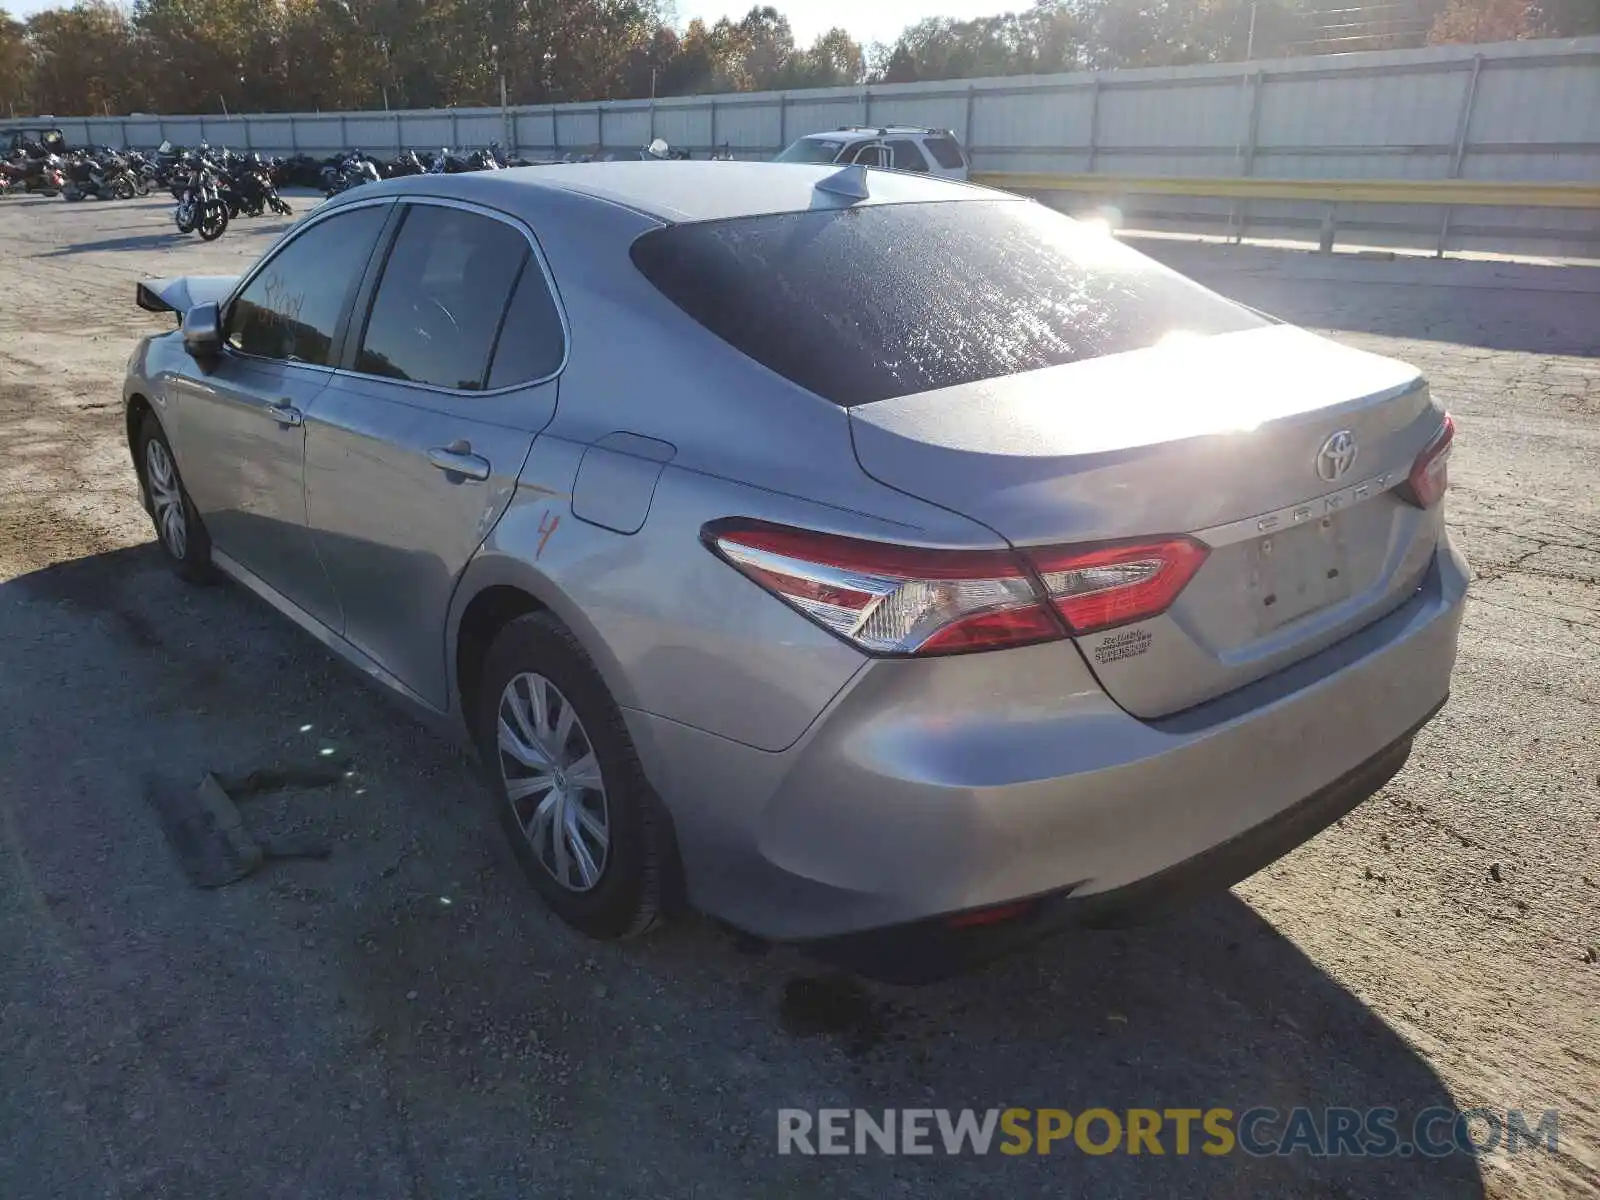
304,199,567,707
175,201,391,628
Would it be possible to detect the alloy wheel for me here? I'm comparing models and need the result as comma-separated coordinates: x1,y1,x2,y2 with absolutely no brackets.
145,439,188,560
496,672,610,892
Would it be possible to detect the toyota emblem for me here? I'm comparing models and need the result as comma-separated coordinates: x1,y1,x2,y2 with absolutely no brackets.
1316,430,1358,481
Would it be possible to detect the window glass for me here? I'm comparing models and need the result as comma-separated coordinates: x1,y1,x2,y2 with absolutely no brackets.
227,205,387,365
631,200,1270,407
887,140,928,172
924,135,967,169
486,260,565,388
847,143,887,167
775,138,847,164
357,205,528,391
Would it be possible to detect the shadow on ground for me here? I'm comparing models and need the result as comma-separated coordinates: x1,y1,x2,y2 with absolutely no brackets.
38,229,194,255
0,545,1486,1198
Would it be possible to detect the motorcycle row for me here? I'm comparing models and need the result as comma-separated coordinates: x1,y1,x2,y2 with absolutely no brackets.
2,134,723,241
1,140,293,242
309,136,718,196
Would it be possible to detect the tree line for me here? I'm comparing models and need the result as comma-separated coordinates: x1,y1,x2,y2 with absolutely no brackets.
1,0,1595,121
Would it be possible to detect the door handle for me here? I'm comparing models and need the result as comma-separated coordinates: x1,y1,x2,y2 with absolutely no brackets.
266,397,303,427
427,441,491,482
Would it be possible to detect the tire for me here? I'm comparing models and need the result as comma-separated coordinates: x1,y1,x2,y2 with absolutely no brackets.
474,613,673,939
135,176,151,197
197,200,228,241
114,176,134,200
135,414,215,584
175,203,196,234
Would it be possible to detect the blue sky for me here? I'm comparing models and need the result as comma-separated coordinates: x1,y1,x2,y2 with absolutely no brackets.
677,1,1016,46
5,1,1019,48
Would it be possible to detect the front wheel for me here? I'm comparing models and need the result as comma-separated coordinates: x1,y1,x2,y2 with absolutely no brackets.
134,176,151,197
136,415,215,584
475,613,675,939
197,199,228,241
174,201,196,233
114,176,134,200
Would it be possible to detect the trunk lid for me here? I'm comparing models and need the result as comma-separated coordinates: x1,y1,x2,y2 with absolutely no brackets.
849,324,1445,717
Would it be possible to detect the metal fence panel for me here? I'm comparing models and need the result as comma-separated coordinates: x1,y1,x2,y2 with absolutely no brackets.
26,35,1600,254
648,104,712,152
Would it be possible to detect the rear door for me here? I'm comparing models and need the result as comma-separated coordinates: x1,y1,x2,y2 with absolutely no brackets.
845,141,891,169
304,198,567,707
884,139,930,174
173,200,390,628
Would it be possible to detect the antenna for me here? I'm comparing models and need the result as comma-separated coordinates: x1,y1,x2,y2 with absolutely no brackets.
815,163,869,202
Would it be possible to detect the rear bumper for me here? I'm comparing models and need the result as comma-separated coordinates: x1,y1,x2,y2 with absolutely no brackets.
803,705,1433,983
627,536,1467,947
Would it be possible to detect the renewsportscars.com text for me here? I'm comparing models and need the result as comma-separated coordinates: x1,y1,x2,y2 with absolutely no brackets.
776,1107,1561,1158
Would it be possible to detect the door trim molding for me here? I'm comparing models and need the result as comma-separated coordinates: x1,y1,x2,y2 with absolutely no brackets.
212,548,454,730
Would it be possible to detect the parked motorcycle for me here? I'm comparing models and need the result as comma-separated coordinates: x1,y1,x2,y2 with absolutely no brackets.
62,150,140,201
383,149,427,178
221,153,292,217
323,151,382,196
0,152,64,196
174,160,230,240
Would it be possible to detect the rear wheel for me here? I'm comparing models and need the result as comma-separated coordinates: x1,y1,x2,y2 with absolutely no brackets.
136,415,215,583
474,613,672,939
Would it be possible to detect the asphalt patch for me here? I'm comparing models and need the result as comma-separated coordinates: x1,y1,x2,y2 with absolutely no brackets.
144,770,332,888
778,974,886,1057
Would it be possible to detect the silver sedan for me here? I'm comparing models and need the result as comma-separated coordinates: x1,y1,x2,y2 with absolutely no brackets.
123,162,1465,980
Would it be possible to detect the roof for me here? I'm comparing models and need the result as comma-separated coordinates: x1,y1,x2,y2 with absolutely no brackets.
799,126,949,140
386,159,996,224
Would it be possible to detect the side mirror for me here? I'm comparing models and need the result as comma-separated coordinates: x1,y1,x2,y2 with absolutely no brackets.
183,301,222,359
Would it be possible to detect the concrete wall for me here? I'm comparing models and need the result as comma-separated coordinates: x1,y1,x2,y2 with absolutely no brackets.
30,35,1600,256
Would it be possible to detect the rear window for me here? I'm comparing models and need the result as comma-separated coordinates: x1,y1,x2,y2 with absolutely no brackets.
775,138,847,165
924,135,966,169
630,200,1269,406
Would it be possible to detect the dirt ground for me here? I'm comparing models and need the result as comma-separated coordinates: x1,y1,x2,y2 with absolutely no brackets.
0,193,1595,1200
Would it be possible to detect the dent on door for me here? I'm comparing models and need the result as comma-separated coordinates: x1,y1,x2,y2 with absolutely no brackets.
302,378,548,707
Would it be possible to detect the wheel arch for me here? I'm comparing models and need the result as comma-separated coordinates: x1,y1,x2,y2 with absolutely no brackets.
125,393,158,503
448,552,641,738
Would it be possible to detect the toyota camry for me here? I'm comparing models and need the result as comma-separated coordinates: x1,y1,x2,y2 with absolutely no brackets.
123,162,1465,980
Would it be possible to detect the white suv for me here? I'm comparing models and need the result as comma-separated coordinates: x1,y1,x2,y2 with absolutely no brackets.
775,126,970,180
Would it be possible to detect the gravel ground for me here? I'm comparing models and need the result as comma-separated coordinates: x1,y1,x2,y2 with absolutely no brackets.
0,194,1595,1200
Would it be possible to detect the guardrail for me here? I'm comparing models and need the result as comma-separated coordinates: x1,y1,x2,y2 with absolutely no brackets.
971,173,1600,254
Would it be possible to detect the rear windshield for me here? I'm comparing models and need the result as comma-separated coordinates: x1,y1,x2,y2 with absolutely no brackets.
630,200,1269,406
924,135,966,169
775,138,847,165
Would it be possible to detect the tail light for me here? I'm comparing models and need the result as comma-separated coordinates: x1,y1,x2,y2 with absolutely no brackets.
1401,414,1454,508
702,520,1207,656
1027,537,1209,634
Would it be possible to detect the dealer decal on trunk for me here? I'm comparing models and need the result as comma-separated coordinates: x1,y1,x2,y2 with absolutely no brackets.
1092,628,1153,664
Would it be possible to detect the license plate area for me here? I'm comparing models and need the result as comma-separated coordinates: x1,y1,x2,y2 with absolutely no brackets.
1248,515,1353,632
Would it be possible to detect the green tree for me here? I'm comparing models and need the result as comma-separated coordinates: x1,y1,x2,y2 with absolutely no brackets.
25,2,144,116
783,27,866,88
0,8,32,115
